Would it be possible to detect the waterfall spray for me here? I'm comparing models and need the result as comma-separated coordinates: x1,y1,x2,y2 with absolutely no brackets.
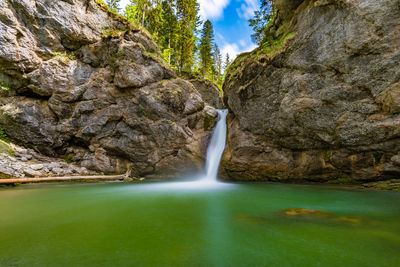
141,109,230,190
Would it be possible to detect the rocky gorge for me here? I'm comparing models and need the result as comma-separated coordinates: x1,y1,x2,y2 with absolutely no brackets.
0,0,399,186
221,0,400,183
0,0,221,179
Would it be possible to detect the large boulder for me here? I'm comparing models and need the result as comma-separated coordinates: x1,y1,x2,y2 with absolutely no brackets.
0,0,216,177
222,0,400,182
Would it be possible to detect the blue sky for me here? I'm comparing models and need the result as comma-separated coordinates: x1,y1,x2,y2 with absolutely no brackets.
119,0,259,60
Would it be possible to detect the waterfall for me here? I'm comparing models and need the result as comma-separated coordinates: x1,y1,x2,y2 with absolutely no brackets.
203,109,228,182
140,109,230,190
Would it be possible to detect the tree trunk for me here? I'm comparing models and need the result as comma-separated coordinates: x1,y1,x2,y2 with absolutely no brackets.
0,175,124,184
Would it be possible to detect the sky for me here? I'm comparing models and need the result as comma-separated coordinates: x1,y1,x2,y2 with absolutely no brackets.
119,0,259,60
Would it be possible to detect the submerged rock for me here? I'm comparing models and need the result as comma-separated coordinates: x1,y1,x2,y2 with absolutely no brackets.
281,208,333,217
222,0,400,182
0,0,218,178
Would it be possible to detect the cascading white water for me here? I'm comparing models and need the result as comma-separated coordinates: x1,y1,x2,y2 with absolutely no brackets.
141,109,230,190
203,109,228,182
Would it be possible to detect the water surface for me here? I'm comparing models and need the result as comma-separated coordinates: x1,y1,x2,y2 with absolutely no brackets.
0,182,399,266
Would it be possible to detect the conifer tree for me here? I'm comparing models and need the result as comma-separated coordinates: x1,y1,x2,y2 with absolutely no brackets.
213,44,223,86
199,20,214,78
223,53,231,76
176,0,200,72
159,0,179,66
249,0,274,44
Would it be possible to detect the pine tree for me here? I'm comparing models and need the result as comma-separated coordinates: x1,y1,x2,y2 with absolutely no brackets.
249,0,274,44
123,0,200,73
159,0,179,66
223,53,231,77
124,0,151,26
106,0,121,13
213,44,223,86
199,20,214,79
176,0,200,73
146,0,163,41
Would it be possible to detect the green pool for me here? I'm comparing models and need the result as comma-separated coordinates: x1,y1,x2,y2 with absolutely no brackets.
0,181,399,266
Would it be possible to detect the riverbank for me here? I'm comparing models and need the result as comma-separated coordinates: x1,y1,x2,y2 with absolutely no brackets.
0,140,96,179
1,140,399,191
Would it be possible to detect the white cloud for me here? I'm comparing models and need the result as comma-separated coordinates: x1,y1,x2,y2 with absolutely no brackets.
221,41,257,60
119,0,131,10
236,0,259,20
198,0,230,20
238,39,246,47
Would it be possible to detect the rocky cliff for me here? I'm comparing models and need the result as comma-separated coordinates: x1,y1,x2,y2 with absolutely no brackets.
0,0,218,178
222,0,400,182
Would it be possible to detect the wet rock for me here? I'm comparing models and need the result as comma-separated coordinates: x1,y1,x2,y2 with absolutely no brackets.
281,208,333,217
222,0,400,182
363,179,400,191
123,177,134,183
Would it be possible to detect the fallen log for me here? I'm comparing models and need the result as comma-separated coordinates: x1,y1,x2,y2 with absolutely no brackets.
0,175,124,184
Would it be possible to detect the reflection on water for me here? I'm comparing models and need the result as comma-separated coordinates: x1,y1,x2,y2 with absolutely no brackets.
0,182,400,266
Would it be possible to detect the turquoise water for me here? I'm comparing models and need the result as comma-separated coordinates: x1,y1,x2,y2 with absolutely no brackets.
0,182,400,266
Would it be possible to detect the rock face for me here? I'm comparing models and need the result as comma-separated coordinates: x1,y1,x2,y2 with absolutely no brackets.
0,0,216,177
222,0,400,182
188,78,224,109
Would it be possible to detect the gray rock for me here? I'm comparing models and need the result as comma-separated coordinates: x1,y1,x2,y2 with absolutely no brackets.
30,164,44,170
391,155,400,166
52,167,64,175
189,78,224,108
48,162,60,171
222,0,400,182
24,168,42,177
0,0,229,179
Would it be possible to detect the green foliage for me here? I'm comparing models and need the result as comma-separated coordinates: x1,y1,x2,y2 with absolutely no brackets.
373,151,384,164
322,150,333,164
0,126,10,143
203,114,216,131
212,45,223,87
101,26,126,38
138,104,147,119
199,20,215,79
95,0,137,29
249,0,275,45
1,82,10,91
260,31,295,53
122,0,200,74
117,50,126,57
175,0,201,72
95,0,113,12
52,52,75,62
0,139,14,158
65,153,75,163
106,0,121,13
109,57,120,69
223,53,231,78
